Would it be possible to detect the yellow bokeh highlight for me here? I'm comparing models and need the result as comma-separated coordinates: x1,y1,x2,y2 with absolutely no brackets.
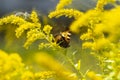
21,71,34,80
87,71,103,80
34,52,78,80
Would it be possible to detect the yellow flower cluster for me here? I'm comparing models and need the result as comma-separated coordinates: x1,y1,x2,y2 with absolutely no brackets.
81,6,120,51
30,10,39,23
0,11,41,38
35,71,55,80
24,24,57,49
0,50,24,80
68,1,120,53
48,0,83,20
95,6,120,42
56,0,72,10
24,25,57,49
96,0,115,11
24,28,45,49
80,29,93,40
0,10,59,49
21,71,55,80
43,25,53,35
15,11,41,38
0,15,26,26
49,9,83,19
80,4,120,80
96,0,107,11
70,9,102,33
15,23,41,38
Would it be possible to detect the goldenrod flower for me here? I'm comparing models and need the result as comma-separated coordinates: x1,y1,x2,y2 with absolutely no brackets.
15,23,41,38
30,10,39,23
24,24,55,49
94,6,120,42
0,10,57,49
24,28,45,49
96,0,115,11
35,71,55,79
96,0,107,11
70,10,101,33
49,9,83,19
80,29,93,40
0,15,26,26
56,0,72,10
43,25,52,35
